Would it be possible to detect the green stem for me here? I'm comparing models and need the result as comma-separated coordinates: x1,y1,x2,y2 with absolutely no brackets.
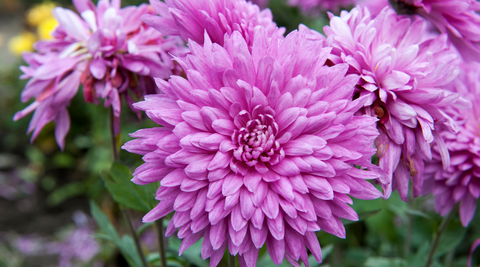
110,107,119,162
155,219,167,267
404,190,414,259
229,254,236,267
425,206,458,267
443,248,455,267
121,207,149,267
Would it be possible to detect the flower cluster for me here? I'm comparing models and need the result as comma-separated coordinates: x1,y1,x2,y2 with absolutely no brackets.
324,6,470,200
123,28,382,266
142,0,284,48
423,63,480,226
392,0,480,62
14,0,186,149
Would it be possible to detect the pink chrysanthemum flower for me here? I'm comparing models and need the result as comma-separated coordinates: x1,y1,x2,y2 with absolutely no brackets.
323,6,470,200
142,0,284,48
123,28,382,266
392,0,480,62
423,63,480,227
287,0,354,14
14,0,186,149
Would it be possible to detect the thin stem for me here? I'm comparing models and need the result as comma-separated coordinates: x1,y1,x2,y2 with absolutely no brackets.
155,219,167,267
121,207,149,267
228,254,236,267
110,108,119,162
403,189,414,259
443,248,455,267
425,206,458,267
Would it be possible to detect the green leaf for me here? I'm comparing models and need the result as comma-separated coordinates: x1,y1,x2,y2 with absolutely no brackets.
118,235,145,267
90,201,121,244
435,219,467,257
302,245,334,267
102,162,157,212
47,182,85,206
364,257,406,267
343,209,381,225
321,244,334,261
146,253,183,267
408,241,429,267
168,237,208,267
136,222,154,236
405,209,432,220
177,238,209,267
92,233,114,242
90,201,144,267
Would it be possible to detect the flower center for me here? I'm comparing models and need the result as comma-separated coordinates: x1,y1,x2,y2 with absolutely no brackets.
232,106,284,167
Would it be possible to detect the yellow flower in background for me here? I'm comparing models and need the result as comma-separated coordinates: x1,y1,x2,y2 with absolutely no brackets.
26,2,56,26
38,16,58,40
8,32,36,56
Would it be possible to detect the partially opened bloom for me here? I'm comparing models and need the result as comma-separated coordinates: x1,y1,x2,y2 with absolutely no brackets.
324,6,470,200
142,0,284,48
423,63,480,227
14,0,186,149
123,28,382,266
392,0,480,62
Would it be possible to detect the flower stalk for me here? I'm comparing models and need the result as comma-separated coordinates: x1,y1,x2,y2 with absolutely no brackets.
121,206,149,267
110,108,120,162
425,205,458,267
229,254,236,267
403,187,414,259
111,108,148,267
155,219,168,267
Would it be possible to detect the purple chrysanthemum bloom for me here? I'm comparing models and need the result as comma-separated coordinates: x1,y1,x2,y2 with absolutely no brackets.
391,0,480,62
142,0,284,49
323,6,470,200
123,28,382,267
422,63,479,227
287,0,354,14
14,0,186,149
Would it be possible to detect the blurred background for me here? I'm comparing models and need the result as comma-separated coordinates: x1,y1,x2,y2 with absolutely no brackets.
0,0,479,267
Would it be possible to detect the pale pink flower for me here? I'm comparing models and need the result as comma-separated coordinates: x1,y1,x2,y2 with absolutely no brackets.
324,6,471,200
423,63,480,227
123,28,382,266
14,0,186,149
142,0,284,49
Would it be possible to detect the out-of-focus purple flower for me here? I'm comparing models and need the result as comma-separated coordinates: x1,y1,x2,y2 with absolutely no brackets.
0,172,36,200
355,0,390,16
123,28,382,267
423,63,480,227
14,211,101,266
15,236,46,255
56,227,100,267
142,0,284,49
14,0,187,149
392,0,480,62
287,0,354,14
324,6,471,200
